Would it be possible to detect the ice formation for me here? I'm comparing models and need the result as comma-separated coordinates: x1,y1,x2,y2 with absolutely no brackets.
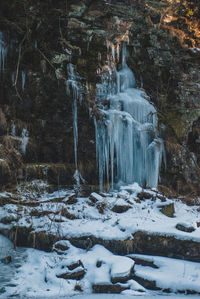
95,42,164,190
66,63,85,188
0,32,7,72
21,128,29,155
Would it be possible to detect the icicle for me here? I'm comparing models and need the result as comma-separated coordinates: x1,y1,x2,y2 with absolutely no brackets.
0,32,8,72
11,72,15,85
66,63,80,170
11,123,16,137
22,71,26,91
21,128,29,155
87,35,93,51
66,63,86,191
116,43,120,61
95,42,164,191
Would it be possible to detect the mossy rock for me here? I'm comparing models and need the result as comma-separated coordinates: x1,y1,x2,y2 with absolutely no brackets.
159,203,175,218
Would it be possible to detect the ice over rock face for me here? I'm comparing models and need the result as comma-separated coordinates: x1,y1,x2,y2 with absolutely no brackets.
95,42,164,190
0,234,13,259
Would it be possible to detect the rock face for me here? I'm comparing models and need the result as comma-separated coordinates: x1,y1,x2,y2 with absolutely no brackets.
0,0,200,194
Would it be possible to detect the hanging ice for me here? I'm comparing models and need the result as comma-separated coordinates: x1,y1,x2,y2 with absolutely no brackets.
66,63,81,170
95,42,164,190
0,32,8,72
22,71,26,91
21,128,29,155
66,63,85,190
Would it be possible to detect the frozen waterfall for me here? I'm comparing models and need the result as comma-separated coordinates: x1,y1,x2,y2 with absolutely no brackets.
66,63,85,189
95,43,164,190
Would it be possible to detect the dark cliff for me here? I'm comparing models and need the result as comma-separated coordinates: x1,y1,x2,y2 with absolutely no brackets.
0,0,200,195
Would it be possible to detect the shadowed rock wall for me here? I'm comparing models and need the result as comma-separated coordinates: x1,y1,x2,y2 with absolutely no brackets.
0,0,199,194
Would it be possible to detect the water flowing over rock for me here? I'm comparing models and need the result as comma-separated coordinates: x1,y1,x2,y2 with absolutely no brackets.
95,43,164,190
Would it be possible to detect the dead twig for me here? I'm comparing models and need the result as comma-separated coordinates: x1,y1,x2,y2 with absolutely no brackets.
13,35,26,101
36,47,56,70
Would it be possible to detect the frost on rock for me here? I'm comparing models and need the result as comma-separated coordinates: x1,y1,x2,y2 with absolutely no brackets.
95,42,164,190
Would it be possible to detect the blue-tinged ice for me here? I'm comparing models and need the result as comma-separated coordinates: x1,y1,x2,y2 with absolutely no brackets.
66,63,84,189
22,71,26,91
0,32,8,72
21,128,29,155
95,42,164,190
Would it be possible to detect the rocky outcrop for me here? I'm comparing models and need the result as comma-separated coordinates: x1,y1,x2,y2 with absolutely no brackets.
0,0,200,194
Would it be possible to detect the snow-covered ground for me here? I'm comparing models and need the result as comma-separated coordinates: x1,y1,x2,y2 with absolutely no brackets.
0,181,199,243
0,181,200,298
62,296,200,299
130,254,200,293
1,241,200,298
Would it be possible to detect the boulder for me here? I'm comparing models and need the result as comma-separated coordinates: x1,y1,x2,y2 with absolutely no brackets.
159,203,175,218
53,240,70,254
111,256,135,283
56,260,85,280
89,192,103,203
137,192,152,200
56,268,85,280
176,223,195,233
92,283,128,293
112,199,131,213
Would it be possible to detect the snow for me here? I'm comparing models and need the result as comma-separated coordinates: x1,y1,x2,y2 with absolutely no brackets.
51,296,200,299
0,183,200,244
0,183,200,298
1,241,200,297
91,192,103,201
1,244,136,298
130,254,200,293
190,48,200,53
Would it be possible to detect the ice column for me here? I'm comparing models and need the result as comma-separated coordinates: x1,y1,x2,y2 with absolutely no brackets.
0,32,7,72
95,42,164,190
66,63,85,188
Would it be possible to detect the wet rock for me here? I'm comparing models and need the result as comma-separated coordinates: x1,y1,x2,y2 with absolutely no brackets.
56,268,85,280
89,192,103,203
0,255,12,264
60,208,78,220
68,18,87,30
92,283,128,294
56,260,85,280
133,275,160,291
53,240,70,254
176,223,195,233
159,202,175,218
112,199,131,213
96,202,107,214
137,192,152,200
64,194,77,205
130,256,158,269
132,231,200,262
0,214,18,224
111,257,135,284
69,3,87,18
67,260,84,271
